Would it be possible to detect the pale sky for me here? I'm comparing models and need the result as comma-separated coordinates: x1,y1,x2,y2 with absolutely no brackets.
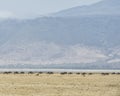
0,0,102,19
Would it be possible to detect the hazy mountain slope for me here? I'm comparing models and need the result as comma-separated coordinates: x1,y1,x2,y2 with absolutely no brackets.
0,0,120,69
0,16,120,68
0,16,120,47
52,0,120,17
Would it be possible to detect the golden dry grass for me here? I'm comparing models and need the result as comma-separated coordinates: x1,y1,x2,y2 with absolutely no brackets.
0,73,119,96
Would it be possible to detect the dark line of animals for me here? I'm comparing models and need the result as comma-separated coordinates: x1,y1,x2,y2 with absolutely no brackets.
0,71,120,76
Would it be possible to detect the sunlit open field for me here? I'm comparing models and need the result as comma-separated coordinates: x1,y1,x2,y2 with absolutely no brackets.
0,73,119,96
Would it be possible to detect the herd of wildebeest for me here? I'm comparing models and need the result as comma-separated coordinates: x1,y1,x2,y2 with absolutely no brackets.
1,71,120,76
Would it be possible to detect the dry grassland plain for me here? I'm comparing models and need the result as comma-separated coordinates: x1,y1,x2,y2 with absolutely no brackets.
0,73,119,96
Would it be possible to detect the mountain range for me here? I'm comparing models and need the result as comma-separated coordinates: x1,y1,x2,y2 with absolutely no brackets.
52,0,120,16
0,0,120,69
